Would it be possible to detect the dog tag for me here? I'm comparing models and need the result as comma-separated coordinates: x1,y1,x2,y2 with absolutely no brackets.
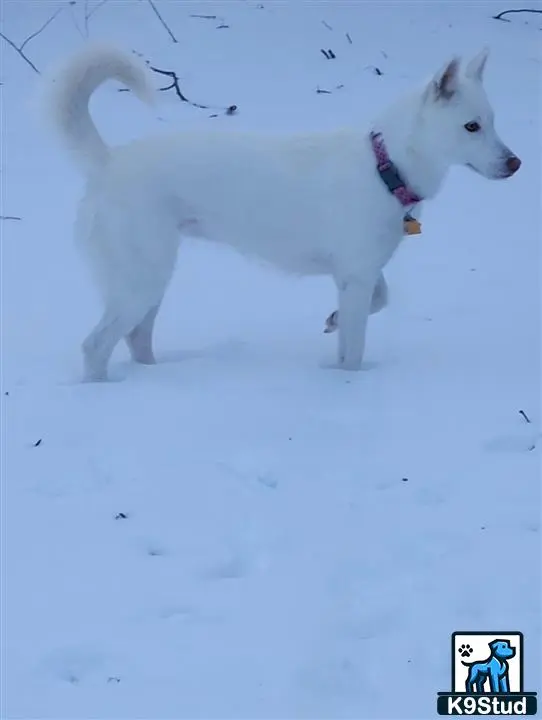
403,215,422,235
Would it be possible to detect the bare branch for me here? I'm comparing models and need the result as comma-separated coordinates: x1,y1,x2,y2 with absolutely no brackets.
0,7,65,74
84,0,109,37
148,65,237,114
20,6,64,51
86,0,109,20
0,32,40,73
146,0,178,43
119,59,237,116
493,8,542,21
68,3,85,39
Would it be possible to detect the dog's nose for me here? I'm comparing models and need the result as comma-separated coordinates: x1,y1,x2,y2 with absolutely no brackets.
506,155,521,174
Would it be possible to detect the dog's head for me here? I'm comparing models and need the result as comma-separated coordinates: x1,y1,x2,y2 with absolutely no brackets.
419,49,521,180
490,639,516,660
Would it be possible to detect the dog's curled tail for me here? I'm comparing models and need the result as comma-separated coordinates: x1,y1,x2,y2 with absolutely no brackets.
45,44,155,175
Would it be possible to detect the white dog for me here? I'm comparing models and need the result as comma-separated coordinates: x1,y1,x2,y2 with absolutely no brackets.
45,44,520,381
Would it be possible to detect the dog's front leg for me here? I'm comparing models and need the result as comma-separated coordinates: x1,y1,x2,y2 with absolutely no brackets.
324,271,388,333
335,274,375,371
489,670,502,693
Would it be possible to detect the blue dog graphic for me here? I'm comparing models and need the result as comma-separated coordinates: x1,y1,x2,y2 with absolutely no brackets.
462,639,516,693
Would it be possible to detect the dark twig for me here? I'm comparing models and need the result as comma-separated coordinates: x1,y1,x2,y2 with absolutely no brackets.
0,215,22,221
20,7,64,51
0,32,41,74
322,20,333,30
147,0,178,43
190,14,228,29
148,64,237,114
320,48,336,59
0,6,65,74
316,86,332,94
120,53,237,114
84,0,109,37
493,8,542,21
346,32,352,44
519,409,532,424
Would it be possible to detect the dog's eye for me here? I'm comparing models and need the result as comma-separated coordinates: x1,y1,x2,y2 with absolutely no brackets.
464,121,481,133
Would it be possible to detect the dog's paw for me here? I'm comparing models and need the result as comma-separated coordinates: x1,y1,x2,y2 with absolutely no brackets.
320,359,358,372
320,359,378,372
458,643,474,658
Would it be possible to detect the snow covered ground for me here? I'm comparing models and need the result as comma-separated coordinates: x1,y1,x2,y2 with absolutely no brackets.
1,1,541,718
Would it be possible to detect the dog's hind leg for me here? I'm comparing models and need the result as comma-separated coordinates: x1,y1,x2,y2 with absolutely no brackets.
82,304,150,381
125,301,162,365
79,206,181,380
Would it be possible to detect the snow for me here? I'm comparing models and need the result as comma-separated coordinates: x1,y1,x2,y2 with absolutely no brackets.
1,1,541,718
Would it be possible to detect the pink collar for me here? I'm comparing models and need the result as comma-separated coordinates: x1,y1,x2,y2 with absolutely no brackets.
370,131,422,207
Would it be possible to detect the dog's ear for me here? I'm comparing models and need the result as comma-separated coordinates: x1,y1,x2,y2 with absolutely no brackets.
429,57,460,101
465,47,489,82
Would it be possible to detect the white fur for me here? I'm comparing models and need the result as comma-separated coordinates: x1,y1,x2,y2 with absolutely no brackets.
46,44,520,381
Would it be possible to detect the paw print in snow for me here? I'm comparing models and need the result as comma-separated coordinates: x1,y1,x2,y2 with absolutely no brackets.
458,644,474,658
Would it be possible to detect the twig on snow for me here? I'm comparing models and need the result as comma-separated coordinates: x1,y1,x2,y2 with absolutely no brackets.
519,409,532,424
0,215,22,221
322,20,333,30
0,6,65,74
121,60,238,115
84,0,109,37
0,32,40,73
493,8,542,21
190,14,228,29
146,0,178,43
20,6,64,51
150,65,237,114
321,48,336,59
346,32,352,44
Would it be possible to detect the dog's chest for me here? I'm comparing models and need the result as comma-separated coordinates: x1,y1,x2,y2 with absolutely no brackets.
371,216,406,268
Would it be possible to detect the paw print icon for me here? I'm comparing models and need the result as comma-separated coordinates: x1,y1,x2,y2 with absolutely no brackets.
458,643,473,658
